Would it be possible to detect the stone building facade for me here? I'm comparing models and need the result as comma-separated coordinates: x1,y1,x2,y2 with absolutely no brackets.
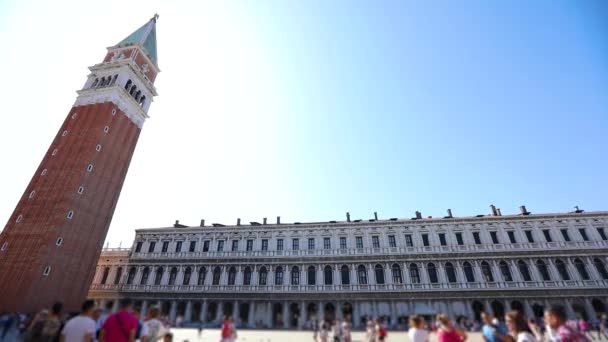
88,208,608,328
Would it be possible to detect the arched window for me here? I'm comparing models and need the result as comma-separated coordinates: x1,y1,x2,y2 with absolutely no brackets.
555,259,570,280
324,265,333,285
140,267,150,285
445,262,457,283
275,266,284,285
291,266,300,285
135,90,141,101
307,266,316,285
499,261,513,282
228,267,237,285
168,267,178,285
392,264,402,284
126,267,137,285
197,266,206,285
481,261,494,282
427,263,438,283
357,265,368,285
100,267,110,284
341,265,350,285
259,266,268,285
574,258,590,280
243,266,252,285
130,85,137,96
100,77,106,87
113,267,123,285
536,260,551,281
183,267,192,285
410,264,420,284
463,262,475,282
375,264,385,285
110,74,117,85
212,266,221,285
139,96,146,107
518,260,532,281
125,79,132,91
594,258,608,280
92,78,99,88
154,267,164,285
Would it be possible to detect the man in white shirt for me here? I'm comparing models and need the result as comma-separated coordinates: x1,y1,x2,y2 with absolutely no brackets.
60,300,97,342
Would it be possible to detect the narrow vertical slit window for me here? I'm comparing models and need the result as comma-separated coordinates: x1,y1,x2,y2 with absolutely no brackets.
41,169,48,176
16,215,23,223
56,237,63,246
103,126,109,133
96,144,102,152
66,211,74,219
29,191,36,199
62,130,68,137
77,186,84,194
52,149,58,156
43,266,51,276
86,164,93,172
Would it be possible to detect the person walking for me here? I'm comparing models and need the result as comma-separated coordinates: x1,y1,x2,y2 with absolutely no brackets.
60,300,97,342
143,307,166,342
544,305,589,342
341,316,352,342
41,302,64,342
505,310,536,342
408,315,430,342
220,316,237,342
365,319,377,342
99,298,138,342
437,313,467,342
482,312,509,342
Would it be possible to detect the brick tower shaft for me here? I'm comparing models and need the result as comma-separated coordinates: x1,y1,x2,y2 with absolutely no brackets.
0,16,160,312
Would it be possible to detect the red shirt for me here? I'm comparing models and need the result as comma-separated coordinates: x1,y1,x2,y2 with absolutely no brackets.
102,310,138,342
438,328,462,342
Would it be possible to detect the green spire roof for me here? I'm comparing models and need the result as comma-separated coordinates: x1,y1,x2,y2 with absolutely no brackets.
117,15,158,67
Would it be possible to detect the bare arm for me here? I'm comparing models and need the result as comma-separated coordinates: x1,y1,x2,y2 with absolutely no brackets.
128,329,136,342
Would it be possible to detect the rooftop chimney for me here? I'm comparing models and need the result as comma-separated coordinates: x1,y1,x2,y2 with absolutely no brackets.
490,204,498,216
447,209,453,218
496,208,502,216
415,211,422,219
175,220,179,226
237,218,241,226
200,219,205,227
263,217,267,225
519,205,530,215
346,212,351,222
277,216,281,224
374,212,378,220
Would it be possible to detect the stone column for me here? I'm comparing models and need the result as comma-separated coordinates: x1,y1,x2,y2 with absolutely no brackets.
201,300,208,322
334,264,340,286
491,261,503,283
176,267,185,286
234,300,240,322
299,301,306,329
584,298,598,321
523,300,534,318
369,264,376,285
217,302,224,322
185,301,192,322
352,301,360,328
248,301,256,327
252,266,259,286
565,259,580,281
169,301,177,325
564,299,576,319
371,300,378,319
336,301,343,320
317,301,324,321
509,260,522,282
141,300,148,318
267,302,273,328
112,300,119,312
484,299,492,315
390,301,397,326
283,301,289,328
437,263,446,284
350,265,357,286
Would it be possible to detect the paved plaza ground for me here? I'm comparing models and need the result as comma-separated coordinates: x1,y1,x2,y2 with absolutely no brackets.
172,328,486,342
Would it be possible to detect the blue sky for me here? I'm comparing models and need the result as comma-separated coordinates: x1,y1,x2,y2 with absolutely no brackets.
0,1,606,246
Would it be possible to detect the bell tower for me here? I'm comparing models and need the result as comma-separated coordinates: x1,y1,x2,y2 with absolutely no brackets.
0,16,160,312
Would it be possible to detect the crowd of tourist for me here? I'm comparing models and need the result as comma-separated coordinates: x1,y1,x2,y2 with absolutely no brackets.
0,298,173,342
1,302,607,342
